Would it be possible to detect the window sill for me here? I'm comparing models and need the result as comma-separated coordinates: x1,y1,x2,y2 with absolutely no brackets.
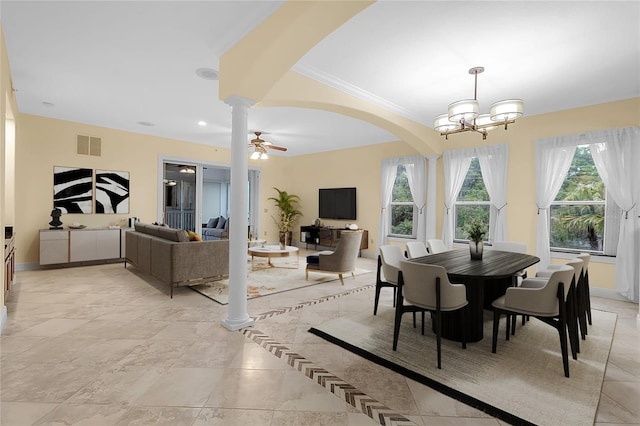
387,236,417,243
551,251,616,264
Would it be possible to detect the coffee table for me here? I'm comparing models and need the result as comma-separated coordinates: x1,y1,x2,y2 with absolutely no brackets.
247,245,299,269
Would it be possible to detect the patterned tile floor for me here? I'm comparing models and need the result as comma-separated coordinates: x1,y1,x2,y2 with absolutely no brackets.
1,250,638,425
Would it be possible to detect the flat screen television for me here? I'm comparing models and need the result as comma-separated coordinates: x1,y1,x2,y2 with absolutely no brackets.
319,187,356,220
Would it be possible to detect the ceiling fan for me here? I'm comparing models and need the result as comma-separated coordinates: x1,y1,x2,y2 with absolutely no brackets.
248,131,287,159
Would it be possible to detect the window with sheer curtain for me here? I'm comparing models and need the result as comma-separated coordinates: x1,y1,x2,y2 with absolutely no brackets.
549,145,619,255
454,157,490,241
379,156,426,246
442,144,508,248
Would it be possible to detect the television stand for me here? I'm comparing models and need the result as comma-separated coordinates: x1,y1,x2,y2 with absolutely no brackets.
300,226,368,253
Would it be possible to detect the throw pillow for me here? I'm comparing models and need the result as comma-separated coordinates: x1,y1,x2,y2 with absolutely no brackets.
187,230,202,241
216,216,226,229
206,217,219,228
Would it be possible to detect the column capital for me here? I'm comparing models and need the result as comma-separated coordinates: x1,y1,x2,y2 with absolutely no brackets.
426,154,441,161
224,95,255,110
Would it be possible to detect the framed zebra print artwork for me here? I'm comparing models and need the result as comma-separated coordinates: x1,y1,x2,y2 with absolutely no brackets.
95,169,130,214
53,166,93,214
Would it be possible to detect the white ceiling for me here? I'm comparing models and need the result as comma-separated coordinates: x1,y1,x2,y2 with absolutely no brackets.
2,1,638,157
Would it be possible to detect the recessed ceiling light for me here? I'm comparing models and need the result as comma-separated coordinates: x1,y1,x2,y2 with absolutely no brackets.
137,121,155,127
198,121,207,126
42,101,54,107
195,68,219,80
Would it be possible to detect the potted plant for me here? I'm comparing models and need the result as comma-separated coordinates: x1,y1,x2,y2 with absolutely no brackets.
466,219,487,260
268,187,302,249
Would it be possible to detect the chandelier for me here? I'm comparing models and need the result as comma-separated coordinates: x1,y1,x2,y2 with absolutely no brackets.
434,66,523,140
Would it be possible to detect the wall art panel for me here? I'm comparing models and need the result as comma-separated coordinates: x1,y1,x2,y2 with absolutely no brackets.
95,169,130,214
53,166,93,214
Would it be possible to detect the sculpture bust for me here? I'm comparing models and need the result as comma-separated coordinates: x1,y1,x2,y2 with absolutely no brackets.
49,208,63,229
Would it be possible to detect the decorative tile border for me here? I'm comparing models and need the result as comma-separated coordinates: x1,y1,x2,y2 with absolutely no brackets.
242,327,414,426
250,284,375,322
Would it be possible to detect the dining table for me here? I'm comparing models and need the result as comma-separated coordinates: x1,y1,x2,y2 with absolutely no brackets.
409,249,540,342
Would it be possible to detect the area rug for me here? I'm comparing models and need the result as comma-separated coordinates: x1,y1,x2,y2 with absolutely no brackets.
309,307,616,426
191,257,370,304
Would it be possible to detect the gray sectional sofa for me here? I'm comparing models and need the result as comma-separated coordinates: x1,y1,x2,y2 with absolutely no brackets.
125,222,229,297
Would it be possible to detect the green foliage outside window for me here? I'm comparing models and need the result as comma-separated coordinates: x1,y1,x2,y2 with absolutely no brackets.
390,165,415,237
455,158,490,240
550,146,605,252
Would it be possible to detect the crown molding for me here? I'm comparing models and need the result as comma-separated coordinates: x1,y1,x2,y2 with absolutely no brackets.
292,63,423,123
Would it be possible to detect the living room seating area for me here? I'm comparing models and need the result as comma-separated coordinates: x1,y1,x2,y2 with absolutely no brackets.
201,216,229,240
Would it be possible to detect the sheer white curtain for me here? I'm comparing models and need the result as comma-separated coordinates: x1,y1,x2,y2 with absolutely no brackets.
476,144,509,243
589,127,640,302
405,156,427,243
535,138,576,269
378,158,399,248
442,149,473,249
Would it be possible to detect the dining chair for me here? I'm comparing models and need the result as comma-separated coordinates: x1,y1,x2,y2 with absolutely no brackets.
375,245,405,315
405,241,429,259
427,239,448,254
491,265,576,377
492,240,529,333
535,258,584,356
577,253,593,327
394,260,468,369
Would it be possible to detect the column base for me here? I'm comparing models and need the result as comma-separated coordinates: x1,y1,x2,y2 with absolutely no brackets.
221,316,254,331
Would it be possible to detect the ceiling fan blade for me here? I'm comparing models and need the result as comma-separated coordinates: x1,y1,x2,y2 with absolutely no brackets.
266,144,287,152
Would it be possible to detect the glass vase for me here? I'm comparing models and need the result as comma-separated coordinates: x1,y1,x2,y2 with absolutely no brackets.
469,240,483,260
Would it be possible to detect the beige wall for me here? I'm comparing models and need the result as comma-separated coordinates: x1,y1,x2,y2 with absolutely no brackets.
15,114,235,265
259,141,419,258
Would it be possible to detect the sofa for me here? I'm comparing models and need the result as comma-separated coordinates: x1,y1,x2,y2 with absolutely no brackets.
125,222,229,297
202,216,229,240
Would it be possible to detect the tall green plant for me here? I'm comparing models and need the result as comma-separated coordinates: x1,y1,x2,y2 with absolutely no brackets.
268,187,302,233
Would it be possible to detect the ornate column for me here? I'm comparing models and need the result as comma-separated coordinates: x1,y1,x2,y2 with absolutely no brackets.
221,95,254,331
426,155,440,241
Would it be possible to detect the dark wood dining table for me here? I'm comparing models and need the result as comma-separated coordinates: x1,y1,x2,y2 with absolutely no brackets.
409,249,540,342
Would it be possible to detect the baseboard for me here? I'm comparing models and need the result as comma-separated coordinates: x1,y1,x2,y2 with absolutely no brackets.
0,305,7,335
16,262,40,271
589,287,634,302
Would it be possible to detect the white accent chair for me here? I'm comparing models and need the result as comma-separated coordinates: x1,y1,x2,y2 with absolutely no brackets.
405,241,429,259
375,245,405,315
427,239,448,254
395,261,468,369
491,265,576,377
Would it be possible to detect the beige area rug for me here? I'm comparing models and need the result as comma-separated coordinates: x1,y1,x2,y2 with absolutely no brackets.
310,307,616,426
191,257,370,305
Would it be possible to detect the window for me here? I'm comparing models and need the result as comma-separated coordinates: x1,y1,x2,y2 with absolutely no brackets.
550,145,608,254
454,157,490,241
389,164,417,238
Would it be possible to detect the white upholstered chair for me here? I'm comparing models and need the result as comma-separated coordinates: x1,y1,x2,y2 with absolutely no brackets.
395,260,468,369
405,241,429,259
491,265,576,377
427,239,448,254
374,245,405,315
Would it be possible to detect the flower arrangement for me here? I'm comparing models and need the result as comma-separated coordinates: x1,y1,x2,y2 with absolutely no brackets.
466,219,487,243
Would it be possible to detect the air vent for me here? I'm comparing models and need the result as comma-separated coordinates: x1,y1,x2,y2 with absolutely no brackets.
77,135,101,156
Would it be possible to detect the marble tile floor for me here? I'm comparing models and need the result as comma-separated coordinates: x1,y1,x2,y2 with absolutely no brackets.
0,251,638,425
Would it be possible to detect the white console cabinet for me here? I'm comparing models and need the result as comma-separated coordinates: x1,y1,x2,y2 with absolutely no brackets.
39,230,70,265
40,228,123,266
